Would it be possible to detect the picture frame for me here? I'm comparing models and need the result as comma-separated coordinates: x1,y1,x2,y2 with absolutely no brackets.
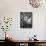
20,12,32,28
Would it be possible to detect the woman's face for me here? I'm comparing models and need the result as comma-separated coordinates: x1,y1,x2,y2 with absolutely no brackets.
24,16,28,21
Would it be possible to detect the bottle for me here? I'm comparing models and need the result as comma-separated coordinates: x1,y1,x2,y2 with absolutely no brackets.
32,35,37,41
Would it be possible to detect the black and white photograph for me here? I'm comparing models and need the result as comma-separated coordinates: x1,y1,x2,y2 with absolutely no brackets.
20,12,32,28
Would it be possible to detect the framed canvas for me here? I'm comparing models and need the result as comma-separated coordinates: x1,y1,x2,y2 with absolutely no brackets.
20,12,32,28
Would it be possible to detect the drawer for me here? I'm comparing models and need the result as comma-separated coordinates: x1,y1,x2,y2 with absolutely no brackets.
24,43,28,46
43,43,46,46
16,43,28,46
38,44,43,46
38,43,46,46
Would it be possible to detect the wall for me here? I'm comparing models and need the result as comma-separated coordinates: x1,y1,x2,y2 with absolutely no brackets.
0,0,46,40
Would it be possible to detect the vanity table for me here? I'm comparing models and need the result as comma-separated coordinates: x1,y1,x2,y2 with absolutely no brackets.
5,39,46,46
0,39,46,46
14,40,46,46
